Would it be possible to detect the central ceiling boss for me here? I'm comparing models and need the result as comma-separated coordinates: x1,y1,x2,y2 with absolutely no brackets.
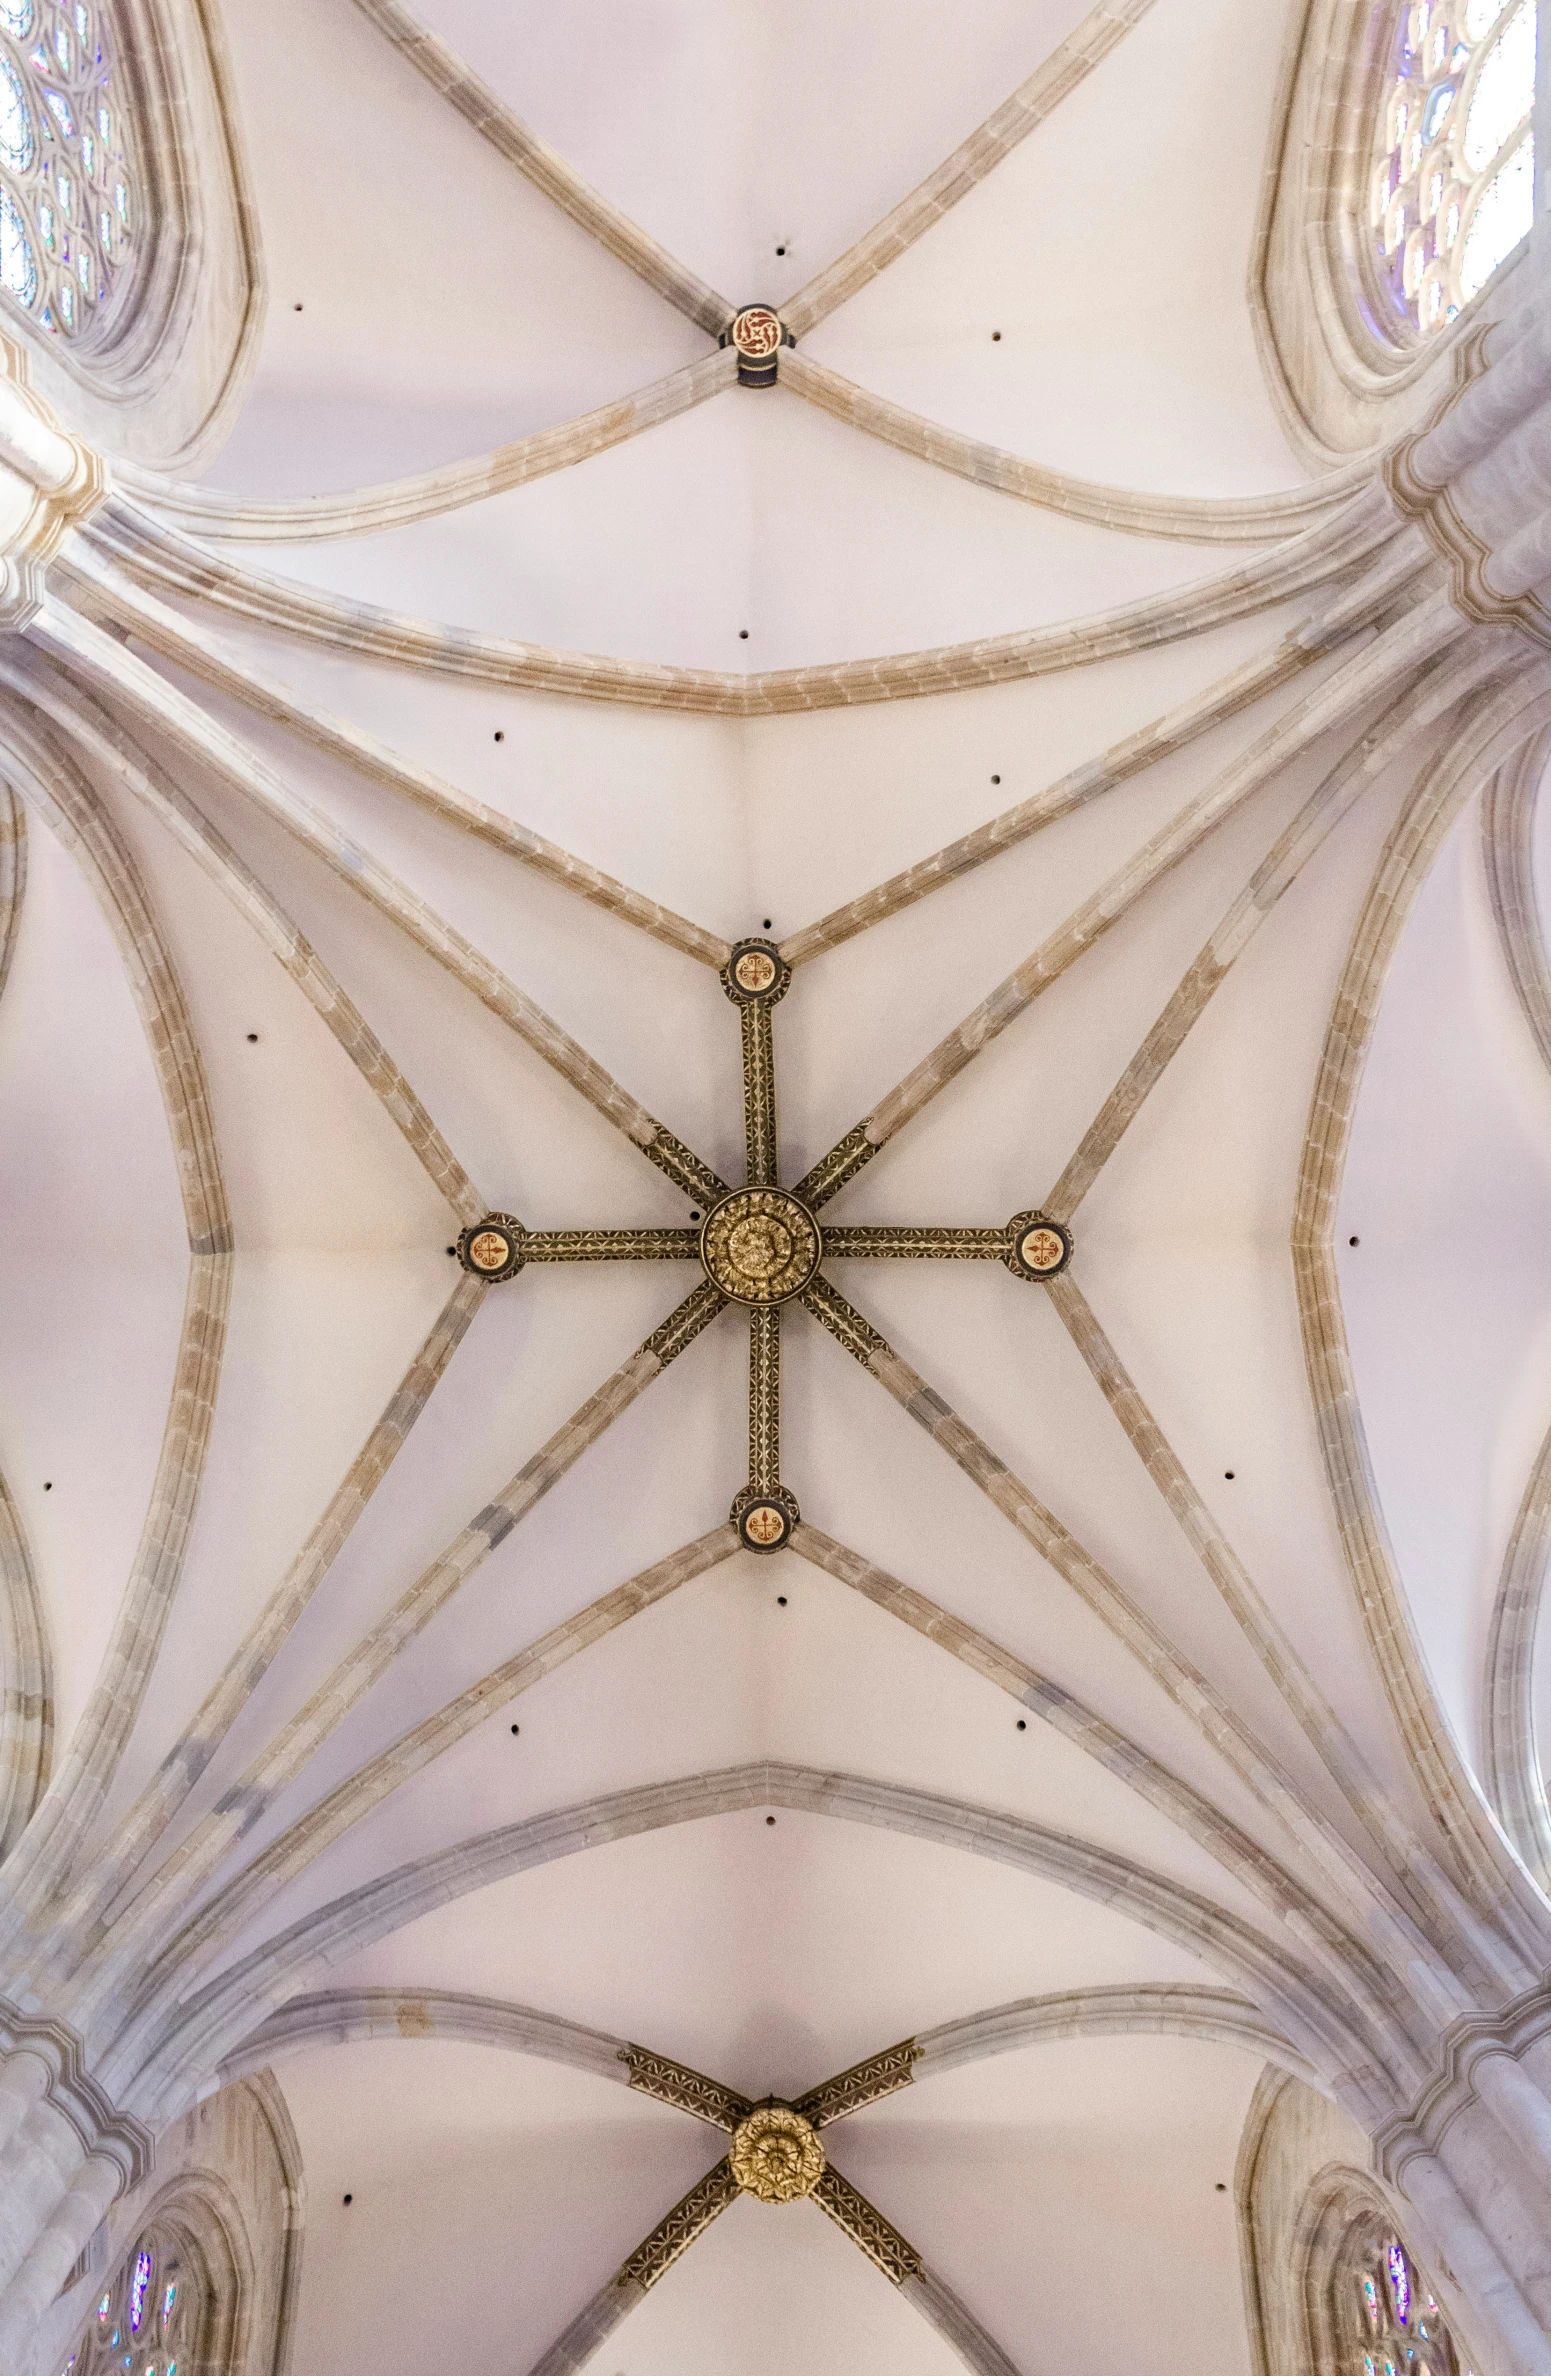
456,937,1073,1556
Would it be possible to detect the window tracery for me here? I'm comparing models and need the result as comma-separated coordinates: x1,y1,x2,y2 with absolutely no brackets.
1371,0,1537,340
0,0,134,342
1331,2223,1474,2376
56,2227,202,2376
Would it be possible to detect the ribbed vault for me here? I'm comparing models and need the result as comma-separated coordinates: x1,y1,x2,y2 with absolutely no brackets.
5,2,1551,2373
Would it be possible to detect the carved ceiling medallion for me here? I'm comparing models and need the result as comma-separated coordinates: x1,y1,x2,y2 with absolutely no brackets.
1005,1213,1072,1282
728,305,783,360
456,1214,525,1280
730,2104,826,2202
701,1187,822,1306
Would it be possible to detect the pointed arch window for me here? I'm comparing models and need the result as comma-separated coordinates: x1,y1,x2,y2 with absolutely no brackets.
55,2225,202,2376
1331,2223,1475,2376
1370,0,1537,339
0,0,135,342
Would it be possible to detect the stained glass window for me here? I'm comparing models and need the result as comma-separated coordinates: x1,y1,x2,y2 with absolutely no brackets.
0,0,135,339
57,2230,196,2376
1333,2228,1475,2376
1369,0,1537,339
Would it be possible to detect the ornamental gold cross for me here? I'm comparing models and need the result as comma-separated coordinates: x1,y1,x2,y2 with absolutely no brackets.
456,936,1070,1552
528,2029,1021,2376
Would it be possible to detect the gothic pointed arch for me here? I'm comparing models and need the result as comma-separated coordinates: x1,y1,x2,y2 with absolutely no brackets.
0,0,259,469
1253,0,1538,459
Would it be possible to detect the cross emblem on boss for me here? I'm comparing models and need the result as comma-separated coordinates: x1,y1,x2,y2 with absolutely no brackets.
457,932,1073,1554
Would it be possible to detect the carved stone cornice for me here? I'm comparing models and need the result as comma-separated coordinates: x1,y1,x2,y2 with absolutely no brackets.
0,338,108,629
1384,325,1551,651
0,1998,153,2185
1372,1977,1551,2184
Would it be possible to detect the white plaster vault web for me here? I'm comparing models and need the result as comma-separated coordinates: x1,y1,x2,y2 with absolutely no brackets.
6,0,1551,2372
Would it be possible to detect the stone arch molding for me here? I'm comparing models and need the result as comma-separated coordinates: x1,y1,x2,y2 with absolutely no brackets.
1252,0,1534,464
3,0,261,472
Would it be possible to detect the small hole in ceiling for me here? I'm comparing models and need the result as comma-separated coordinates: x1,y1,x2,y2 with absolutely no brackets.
766,1816,776,1826
493,731,504,743
446,1245,456,1257
689,1211,702,1222
775,244,786,256
293,303,303,312
991,774,1001,785
777,1595,787,1606
762,919,773,930
739,630,750,640
510,1724,520,1736
991,330,1002,342
1016,1718,1026,1730
1349,1235,1360,1247
1224,1470,1235,1481
246,1033,258,1043
42,1482,51,1492
342,2193,353,2205
1215,2184,1228,2195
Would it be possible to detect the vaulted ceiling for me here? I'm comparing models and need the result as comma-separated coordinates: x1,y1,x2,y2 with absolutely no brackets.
5,1,1548,2370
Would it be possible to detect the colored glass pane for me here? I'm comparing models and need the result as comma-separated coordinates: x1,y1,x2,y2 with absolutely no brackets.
1369,0,1536,336
0,0,135,336
127,2249,152,2335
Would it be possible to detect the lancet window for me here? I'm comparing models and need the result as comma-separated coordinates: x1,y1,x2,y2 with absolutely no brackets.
1370,0,1537,338
56,2228,200,2376
1331,2226,1474,2376
0,0,134,339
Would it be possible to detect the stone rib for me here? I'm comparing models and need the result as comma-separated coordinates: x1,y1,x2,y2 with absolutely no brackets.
1479,733,1551,1886
521,1229,699,1262
0,719,231,1931
1,647,487,1224
77,484,1395,717
779,519,1429,967
1482,1414,1551,1887
1293,670,1551,1971
348,0,731,334
95,1530,741,2064
901,2265,1026,2376
794,1285,1455,2033
783,0,1160,336
796,2038,920,2127
0,776,21,1001
616,2160,740,2288
783,351,1372,544
525,2272,645,2376
0,786,49,1859
749,1309,780,1497
0,1475,48,1868
220,1988,630,2091
845,592,1463,1166
1040,1277,1511,2005
741,998,777,1185
42,1276,485,1967
811,2164,922,2282
821,1226,1009,1259
119,352,737,544
1045,636,1518,1222
790,1525,1435,2026
130,1763,1364,2123
75,1302,732,2053
28,601,724,1201
1481,729,1551,1076
57,543,732,973
619,2044,750,2131
912,1981,1315,2085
